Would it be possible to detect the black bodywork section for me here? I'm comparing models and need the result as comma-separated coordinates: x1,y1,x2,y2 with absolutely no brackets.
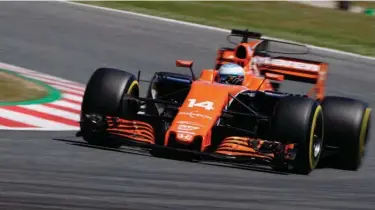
145,71,193,109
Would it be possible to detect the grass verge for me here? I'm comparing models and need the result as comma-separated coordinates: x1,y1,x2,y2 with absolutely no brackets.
82,1,375,56
0,70,49,104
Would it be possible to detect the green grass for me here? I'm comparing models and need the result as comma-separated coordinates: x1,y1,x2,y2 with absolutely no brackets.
0,71,48,103
82,1,375,56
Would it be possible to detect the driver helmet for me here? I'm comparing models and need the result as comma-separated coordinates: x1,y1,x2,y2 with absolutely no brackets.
216,63,245,85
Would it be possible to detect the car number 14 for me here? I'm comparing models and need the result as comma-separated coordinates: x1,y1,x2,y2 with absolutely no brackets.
187,99,214,110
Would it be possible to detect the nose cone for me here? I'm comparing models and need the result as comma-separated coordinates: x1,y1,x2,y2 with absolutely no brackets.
174,121,206,144
165,81,246,151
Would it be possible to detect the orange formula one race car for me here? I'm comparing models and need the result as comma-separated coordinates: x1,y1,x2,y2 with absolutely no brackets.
77,29,371,175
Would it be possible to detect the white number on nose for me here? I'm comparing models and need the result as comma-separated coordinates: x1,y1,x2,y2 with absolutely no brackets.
187,99,214,110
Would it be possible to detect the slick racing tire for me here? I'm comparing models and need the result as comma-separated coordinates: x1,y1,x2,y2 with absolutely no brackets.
321,96,371,171
271,96,324,175
80,67,140,148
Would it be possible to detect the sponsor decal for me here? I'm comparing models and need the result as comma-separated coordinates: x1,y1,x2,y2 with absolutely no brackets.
253,56,320,72
176,120,202,127
178,111,212,120
177,132,193,141
176,130,196,135
177,124,200,131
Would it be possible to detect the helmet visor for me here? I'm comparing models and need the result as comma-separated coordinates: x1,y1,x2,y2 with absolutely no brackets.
219,74,244,83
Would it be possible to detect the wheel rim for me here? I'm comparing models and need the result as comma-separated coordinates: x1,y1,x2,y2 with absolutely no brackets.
313,134,322,158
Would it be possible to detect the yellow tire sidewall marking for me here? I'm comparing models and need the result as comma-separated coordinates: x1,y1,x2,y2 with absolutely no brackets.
127,80,139,95
358,107,371,160
309,105,323,170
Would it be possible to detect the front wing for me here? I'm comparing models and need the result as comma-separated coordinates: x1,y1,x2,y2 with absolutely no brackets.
78,114,298,166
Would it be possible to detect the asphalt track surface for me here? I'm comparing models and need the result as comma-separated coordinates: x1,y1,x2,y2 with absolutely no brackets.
1,2,375,210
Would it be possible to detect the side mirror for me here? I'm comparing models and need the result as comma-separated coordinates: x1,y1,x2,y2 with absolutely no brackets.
176,60,193,68
265,72,284,81
175,60,196,80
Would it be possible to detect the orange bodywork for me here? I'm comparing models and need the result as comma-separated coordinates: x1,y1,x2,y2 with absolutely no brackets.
106,117,155,144
215,136,296,160
215,39,328,100
215,136,275,160
104,69,274,152
164,67,275,151
105,35,328,160
162,39,328,152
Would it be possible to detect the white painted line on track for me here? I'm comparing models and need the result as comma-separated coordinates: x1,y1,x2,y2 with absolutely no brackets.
0,62,82,86
18,104,80,122
0,127,79,131
50,100,81,111
20,74,86,91
0,108,78,130
62,93,83,103
50,85,84,95
0,61,83,131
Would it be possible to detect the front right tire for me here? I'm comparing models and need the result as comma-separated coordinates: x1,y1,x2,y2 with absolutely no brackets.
321,96,371,171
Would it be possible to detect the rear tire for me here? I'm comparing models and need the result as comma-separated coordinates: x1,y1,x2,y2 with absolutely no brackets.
321,96,371,171
80,67,140,148
271,96,324,175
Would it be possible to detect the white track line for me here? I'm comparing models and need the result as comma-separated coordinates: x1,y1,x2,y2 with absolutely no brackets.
50,100,81,111
0,125,10,129
50,85,84,95
0,127,78,131
0,108,77,130
21,74,85,91
58,1,375,61
0,127,79,131
0,61,82,131
62,94,82,103
0,61,83,86
19,71,82,86
18,104,80,122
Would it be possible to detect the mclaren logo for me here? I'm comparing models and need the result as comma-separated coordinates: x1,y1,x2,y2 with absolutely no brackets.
178,111,212,120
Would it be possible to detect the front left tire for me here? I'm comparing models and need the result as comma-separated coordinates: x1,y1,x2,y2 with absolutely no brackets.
80,67,139,148
270,96,324,175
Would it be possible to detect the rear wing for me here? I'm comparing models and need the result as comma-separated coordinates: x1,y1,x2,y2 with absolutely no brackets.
254,56,328,99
